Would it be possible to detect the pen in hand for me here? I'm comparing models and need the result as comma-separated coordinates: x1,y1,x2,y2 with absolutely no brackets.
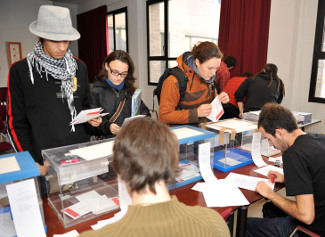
270,174,276,183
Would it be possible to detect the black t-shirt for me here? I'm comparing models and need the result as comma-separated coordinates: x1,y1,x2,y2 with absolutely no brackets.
283,133,325,236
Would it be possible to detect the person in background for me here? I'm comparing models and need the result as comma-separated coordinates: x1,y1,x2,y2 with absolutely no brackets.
80,117,231,237
246,103,325,237
235,63,285,118
7,5,92,195
216,55,237,92
159,41,229,124
221,72,253,119
88,50,150,138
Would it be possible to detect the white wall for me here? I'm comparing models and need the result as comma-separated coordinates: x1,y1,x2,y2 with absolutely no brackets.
1,0,324,120
267,0,324,119
0,0,79,87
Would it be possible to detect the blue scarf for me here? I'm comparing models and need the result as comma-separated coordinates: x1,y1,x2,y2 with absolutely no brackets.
105,78,125,91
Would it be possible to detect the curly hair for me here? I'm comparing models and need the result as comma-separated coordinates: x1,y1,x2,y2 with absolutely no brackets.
98,50,136,94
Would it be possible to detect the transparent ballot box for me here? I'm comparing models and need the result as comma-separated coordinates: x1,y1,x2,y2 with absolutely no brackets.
203,118,257,172
170,125,215,188
42,138,119,228
0,151,46,236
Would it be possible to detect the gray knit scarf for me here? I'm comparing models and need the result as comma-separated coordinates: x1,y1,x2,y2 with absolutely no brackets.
27,41,78,131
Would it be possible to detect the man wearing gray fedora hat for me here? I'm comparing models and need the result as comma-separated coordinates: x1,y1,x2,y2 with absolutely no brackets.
7,5,94,195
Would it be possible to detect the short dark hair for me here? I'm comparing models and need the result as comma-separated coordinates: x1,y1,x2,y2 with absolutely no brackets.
224,56,237,68
98,50,136,94
112,117,179,194
258,103,298,137
191,41,223,64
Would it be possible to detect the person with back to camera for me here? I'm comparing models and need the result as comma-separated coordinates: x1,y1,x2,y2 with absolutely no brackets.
216,55,237,92
159,41,230,125
235,63,285,118
88,50,150,138
221,72,253,119
79,117,230,237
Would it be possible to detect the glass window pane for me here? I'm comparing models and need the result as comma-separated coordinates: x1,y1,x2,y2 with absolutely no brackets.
314,60,325,98
115,12,127,51
168,60,178,68
168,0,221,57
149,2,165,56
149,61,166,83
107,15,114,54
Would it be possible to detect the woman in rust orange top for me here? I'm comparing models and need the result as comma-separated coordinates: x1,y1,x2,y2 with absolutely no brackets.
159,41,229,124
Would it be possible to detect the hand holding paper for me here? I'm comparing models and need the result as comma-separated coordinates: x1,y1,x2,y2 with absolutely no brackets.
255,180,275,198
206,96,224,122
71,108,108,125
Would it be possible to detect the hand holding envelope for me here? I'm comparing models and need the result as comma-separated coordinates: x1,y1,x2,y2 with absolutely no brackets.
71,108,109,125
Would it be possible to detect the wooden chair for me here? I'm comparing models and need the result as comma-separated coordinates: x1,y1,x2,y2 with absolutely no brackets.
289,225,320,237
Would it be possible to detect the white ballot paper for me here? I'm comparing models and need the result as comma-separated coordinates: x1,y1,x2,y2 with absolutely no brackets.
63,201,92,220
118,175,132,212
269,156,283,163
198,142,218,183
225,172,275,191
91,209,127,231
251,132,267,167
123,115,145,125
195,142,249,207
0,156,20,174
6,179,46,237
206,96,224,122
70,141,114,160
254,165,284,177
172,127,204,140
201,180,250,207
53,230,79,237
71,108,108,125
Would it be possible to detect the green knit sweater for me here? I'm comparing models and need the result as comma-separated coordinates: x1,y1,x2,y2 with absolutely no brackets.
79,196,230,237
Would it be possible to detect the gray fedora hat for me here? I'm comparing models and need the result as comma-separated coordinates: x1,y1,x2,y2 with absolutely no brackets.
29,5,80,41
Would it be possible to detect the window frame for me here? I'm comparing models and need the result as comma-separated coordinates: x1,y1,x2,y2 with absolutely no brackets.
107,7,129,53
308,0,325,103
146,0,178,86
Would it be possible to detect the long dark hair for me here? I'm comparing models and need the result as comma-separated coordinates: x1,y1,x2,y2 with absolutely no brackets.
253,63,285,96
98,50,136,94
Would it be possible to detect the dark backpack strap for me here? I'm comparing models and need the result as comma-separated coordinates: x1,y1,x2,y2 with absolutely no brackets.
170,67,188,100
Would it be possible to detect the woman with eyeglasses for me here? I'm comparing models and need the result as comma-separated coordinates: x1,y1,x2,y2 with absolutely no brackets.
88,50,150,138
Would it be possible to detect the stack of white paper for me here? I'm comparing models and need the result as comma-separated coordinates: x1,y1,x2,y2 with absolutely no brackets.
63,191,119,219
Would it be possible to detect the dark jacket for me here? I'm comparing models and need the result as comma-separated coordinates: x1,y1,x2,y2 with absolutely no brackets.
7,57,91,164
235,72,284,112
90,78,150,138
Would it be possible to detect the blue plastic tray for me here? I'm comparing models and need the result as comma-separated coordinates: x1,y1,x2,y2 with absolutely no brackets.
213,148,253,172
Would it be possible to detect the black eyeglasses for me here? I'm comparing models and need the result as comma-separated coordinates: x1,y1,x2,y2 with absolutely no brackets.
108,66,128,78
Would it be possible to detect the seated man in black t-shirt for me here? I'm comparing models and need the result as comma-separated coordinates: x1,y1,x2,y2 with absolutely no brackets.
246,103,325,237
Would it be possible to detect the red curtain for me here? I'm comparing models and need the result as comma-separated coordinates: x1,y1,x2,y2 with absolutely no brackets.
77,5,107,83
218,0,271,77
